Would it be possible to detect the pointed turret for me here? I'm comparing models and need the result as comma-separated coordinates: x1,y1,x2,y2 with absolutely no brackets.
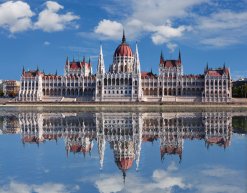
205,62,209,73
134,42,141,74
123,170,126,184
36,65,39,72
160,51,164,64
97,44,105,74
88,57,91,65
66,56,69,65
178,49,181,62
83,56,85,63
22,66,25,75
55,69,57,76
122,29,126,43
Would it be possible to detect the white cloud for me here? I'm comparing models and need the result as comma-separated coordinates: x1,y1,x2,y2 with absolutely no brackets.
34,1,79,32
88,163,245,193
94,0,204,44
150,24,191,45
94,19,123,40
0,181,80,193
167,42,178,53
44,41,51,46
93,162,190,193
0,1,34,33
194,10,247,47
96,0,247,47
200,37,240,47
201,165,238,177
95,175,124,193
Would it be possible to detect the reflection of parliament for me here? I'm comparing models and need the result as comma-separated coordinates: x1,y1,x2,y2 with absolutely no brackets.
18,32,232,102
1,111,232,179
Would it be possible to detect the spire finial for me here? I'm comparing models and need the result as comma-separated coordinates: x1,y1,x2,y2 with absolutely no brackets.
22,66,25,74
122,29,126,43
178,49,181,62
88,57,91,64
123,170,126,184
160,50,164,63
36,65,39,72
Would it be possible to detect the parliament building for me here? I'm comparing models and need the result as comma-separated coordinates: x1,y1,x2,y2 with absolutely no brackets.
18,32,232,103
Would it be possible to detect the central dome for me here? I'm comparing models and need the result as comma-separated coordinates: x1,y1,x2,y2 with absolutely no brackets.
114,31,133,57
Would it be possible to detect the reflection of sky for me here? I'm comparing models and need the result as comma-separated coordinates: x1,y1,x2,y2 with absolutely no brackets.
0,130,246,193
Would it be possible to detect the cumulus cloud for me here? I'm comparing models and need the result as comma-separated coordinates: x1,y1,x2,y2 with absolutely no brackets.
34,1,79,32
150,24,191,45
0,1,79,34
93,162,190,193
94,0,203,44
89,163,245,193
94,19,123,40
195,10,247,47
0,1,34,33
96,0,247,47
0,181,80,193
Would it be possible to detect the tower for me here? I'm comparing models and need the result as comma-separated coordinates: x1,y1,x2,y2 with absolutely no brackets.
97,44,105,75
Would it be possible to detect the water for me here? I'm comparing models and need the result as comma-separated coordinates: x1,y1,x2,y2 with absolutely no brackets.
0,107,246,193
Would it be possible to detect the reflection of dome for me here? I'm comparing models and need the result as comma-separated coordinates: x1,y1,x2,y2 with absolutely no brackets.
114,31,133,57
116,158,134,171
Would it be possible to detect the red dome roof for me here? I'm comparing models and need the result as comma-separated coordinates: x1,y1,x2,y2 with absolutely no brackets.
116,158,133,170
114,32,133,57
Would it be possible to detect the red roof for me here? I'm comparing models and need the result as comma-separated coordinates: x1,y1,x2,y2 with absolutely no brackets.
69,61,91,70
161,60,181,68
116,158,133,170
114,43,133,57
23,70,44,78
141,72,157,79
206,67,230,77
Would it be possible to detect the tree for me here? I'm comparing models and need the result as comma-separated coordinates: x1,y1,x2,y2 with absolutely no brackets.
8,91,18,98
0,90,4,97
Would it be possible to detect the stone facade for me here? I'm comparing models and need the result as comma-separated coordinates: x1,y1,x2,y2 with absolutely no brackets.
18,32,232,103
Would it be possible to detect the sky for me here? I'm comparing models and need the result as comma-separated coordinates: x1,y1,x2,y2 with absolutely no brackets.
0,0,247,80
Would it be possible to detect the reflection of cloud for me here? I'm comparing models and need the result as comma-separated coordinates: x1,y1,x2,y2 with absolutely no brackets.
94,162,190,193
0,181,80,193
201,165,238,177
91,163,245,193
95,175,124,193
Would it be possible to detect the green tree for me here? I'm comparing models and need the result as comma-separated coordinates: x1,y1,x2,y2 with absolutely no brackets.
0,90,4,97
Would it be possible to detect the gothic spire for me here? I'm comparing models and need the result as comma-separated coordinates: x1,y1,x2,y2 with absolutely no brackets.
97,44,105,74
160,50,164,63
22,66,25,75
134,42,141,74
178,49,181,62
66,56,69,65
122,29,126,43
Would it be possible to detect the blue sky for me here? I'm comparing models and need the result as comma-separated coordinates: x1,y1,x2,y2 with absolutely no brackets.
0,0,247,80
